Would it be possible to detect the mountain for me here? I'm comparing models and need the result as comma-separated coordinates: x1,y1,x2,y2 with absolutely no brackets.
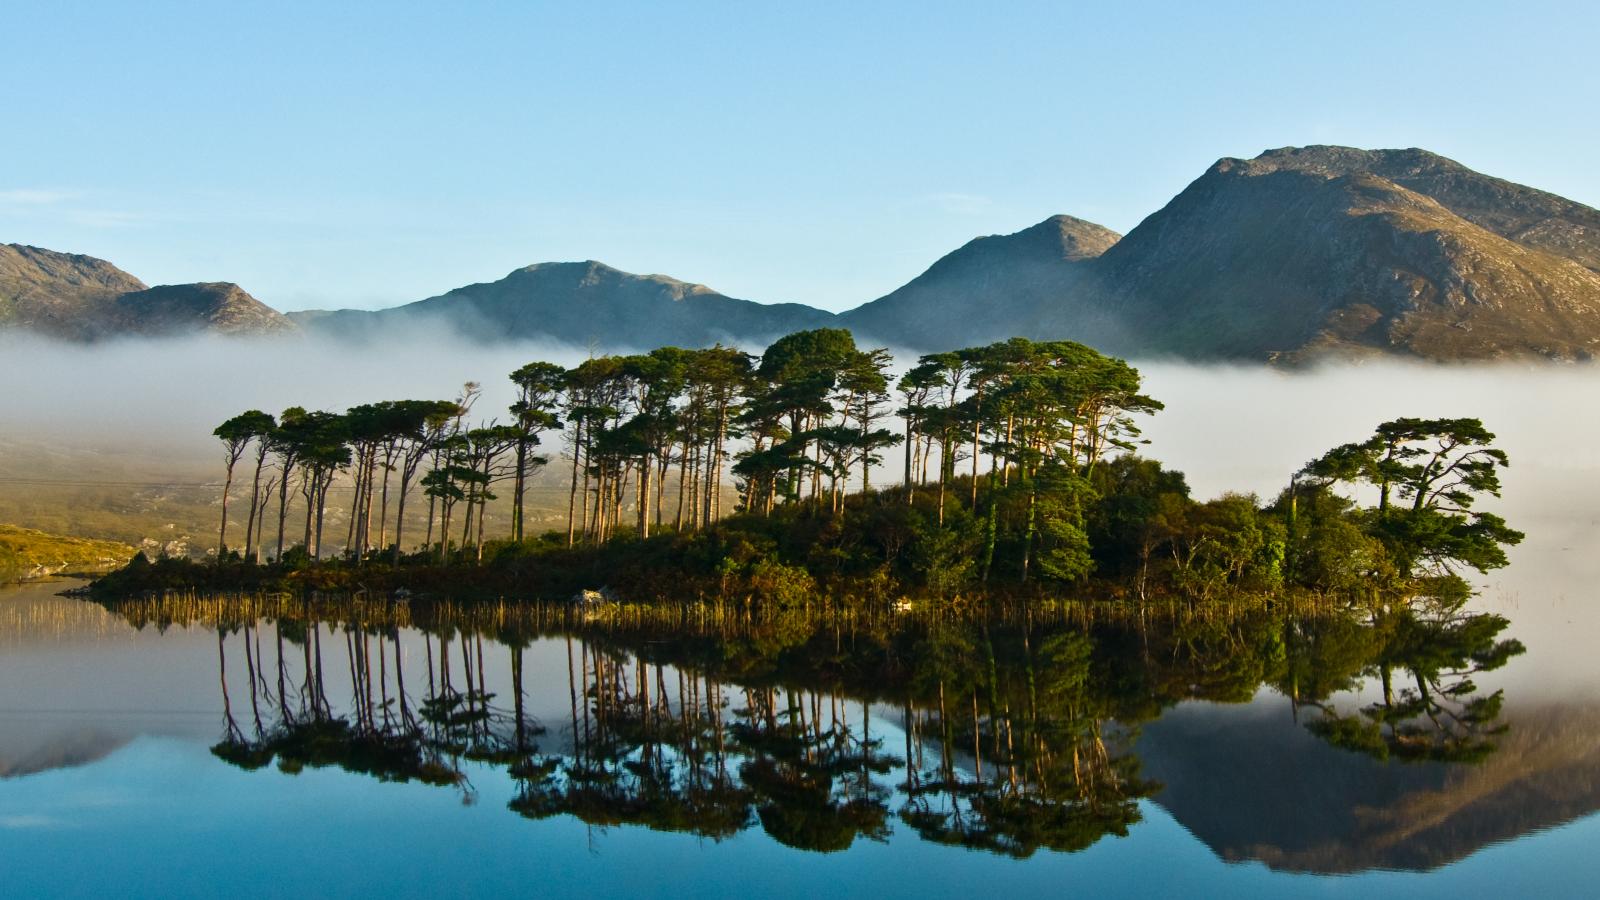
290,260,836,348
14,144,1600,361
1072,146,1600,362
840,215,1119,349
112,282,296,336
0,244,295,339
0,244,148,339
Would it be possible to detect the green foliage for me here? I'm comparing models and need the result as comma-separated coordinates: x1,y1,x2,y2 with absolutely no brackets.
746,559,818,606
1301,417,1524,583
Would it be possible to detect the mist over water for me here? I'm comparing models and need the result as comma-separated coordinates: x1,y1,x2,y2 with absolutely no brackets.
0,332,593,446
1138,361,1600,700
3,336,1597,694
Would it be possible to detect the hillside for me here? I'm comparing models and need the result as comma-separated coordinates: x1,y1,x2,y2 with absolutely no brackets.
12,145,1600,361
291,260,835,348
113,282,297,336
0,524,134,582
840,214,1118,349
0,244,148,339
0,244,296,340
1077,147,1600,362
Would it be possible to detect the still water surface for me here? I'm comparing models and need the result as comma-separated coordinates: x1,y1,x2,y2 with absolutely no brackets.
1,576,1598,899
6,365,1600,898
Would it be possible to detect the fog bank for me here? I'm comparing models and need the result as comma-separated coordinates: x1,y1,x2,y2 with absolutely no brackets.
2,335,1596,695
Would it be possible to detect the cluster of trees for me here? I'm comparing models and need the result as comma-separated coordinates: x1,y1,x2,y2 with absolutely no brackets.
211,328,1160,571
205,327,1522,610
214,398,470,566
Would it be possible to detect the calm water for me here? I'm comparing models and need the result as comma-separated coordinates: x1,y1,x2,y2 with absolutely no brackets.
6,364,1600,897
1,577,1598,899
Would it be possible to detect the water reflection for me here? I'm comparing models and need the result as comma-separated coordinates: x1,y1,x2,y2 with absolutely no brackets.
79,593,1538,866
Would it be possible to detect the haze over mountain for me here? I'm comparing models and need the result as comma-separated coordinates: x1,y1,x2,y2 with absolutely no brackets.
288,260,833,349
9,145,1600,362
0,244,295,340
838,214,1119,349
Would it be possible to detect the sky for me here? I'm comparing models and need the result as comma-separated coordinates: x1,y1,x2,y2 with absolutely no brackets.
4,0,1598,313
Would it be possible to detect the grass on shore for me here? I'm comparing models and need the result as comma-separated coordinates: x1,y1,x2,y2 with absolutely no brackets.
0,524,136,583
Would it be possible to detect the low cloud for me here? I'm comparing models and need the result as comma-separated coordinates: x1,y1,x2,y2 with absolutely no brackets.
0,188,145,229
0,189,79,206
924,192,995,216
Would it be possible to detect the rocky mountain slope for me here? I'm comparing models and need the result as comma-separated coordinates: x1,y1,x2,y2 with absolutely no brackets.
0,244,148,339
839,215,1118,349
1074,147,1600,362
12,145,1600,361
0,244,295,339
112,282,296,336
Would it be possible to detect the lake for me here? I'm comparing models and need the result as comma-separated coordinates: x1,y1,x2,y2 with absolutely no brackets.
4,363,1600,897
0,574,1596,898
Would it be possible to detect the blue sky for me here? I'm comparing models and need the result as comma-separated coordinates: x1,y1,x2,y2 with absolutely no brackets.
5,1,1597,312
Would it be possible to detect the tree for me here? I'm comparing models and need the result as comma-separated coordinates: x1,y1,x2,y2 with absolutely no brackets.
268,406,310,562
213,410,276,560
896,362,944,504
282,411,350,560
389,400,461,565
754,328,859,503
508,361,565,542
836,347,900,495
1301,417,1524,602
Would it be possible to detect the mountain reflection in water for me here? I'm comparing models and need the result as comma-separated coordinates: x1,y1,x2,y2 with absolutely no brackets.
62,591,1566,869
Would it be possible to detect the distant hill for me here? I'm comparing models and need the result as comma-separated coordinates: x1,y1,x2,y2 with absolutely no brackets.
289,260,834,349
0,244,295,339
113,282,296,336
13,144,1600,361
840,215,1118,349
0,244,147,339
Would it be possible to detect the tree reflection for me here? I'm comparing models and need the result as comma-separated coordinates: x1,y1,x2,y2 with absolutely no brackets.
102,590,1525,857
1300,609,1524,763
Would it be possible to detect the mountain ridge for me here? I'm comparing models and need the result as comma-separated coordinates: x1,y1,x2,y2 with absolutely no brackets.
1,243,296,339
10,144,1600,361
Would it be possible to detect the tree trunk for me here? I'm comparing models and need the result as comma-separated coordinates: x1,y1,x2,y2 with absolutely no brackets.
1021,481,1037,582
217,459,237,560
674,440,690,530
243,449,265,563
566,419,583,547
392,474,410,566
377,453,392,555
512,437,527,543
903,421,914,504
638,453,652,539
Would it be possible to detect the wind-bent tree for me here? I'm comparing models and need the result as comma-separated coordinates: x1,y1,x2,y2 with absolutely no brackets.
213,410,276,560
457,424,522,561
562,357,627,545
1300,417,1523,605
